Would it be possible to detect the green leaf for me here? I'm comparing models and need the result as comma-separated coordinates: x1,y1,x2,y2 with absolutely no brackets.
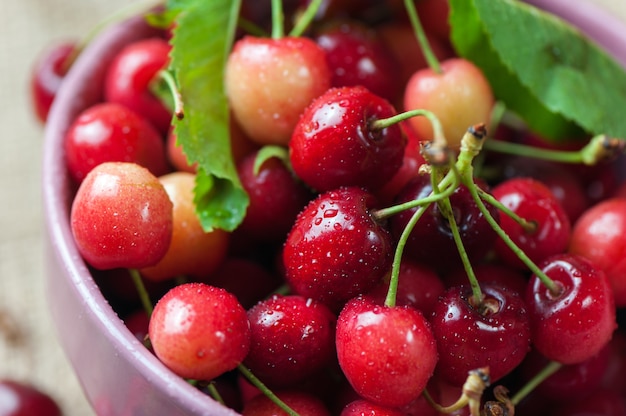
449,0,626,141
168,0,248,232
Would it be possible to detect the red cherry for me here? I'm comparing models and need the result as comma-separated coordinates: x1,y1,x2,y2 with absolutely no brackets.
64,102,170,183
430,283,531,386
552,388,626,416
148,283,251,381
525,254,617,364
340,399,406,416
104,37,172,134
70,162,173,270
283,187,393,309
241,390,331,416
225,35,331,146
336,296,438,408
289,86,406,192
30,41,76,123
569,197,626,307
491,177,571,270
403,58,494,150
0,380,61,416
243,295,337,387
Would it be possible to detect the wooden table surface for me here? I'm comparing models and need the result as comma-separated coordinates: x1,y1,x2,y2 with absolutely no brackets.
1,1,624,414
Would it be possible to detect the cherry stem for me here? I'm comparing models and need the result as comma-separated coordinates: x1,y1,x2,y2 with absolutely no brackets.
238,17,268,37
206,382,226,405
128,268,153,317
371,109,446,148
511,360,562,406
477,188,537,233
152,69,185,120
271,0,285,39
253,145,291,176
423,367,490,416
484,134,625,165
289,0,324,37
237,364,299,416
403,0,442,74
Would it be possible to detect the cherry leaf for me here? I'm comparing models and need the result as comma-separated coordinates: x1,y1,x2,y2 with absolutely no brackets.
449,0,626,141
168,0,248,232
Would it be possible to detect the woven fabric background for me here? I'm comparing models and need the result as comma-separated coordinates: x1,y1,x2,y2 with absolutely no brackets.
0,1,624,415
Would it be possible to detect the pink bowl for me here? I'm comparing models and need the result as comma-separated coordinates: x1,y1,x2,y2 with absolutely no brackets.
42,2,626,415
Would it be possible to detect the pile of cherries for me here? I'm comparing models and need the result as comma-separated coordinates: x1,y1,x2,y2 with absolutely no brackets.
32,0,626,415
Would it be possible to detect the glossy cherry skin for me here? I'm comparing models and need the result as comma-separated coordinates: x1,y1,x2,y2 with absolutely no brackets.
64,102,170,183
403,58,494,150
390,174,499,272
149,283,251,381
289,86,405,192
314,20,402,103
104,37,172,134
139,172,230,281
225,36,331,146
430,283,531,386
236,151,314,244
340,399,405,416
283,187,393,309
525,254,616,365
336,296,438,408
491,177,571,270
0,380,62,416
243,295,336,387
30,41,76,123
70,162,173,270
570,197,626,307
241,391,331,416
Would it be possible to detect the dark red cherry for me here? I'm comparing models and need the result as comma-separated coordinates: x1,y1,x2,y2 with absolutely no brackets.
64,102,169,183
340,399,406,416
443,262,528,298
283,187,393,309
30,41,76,123
0,380,61,416
241,390,331,416
314,20,402,103
243,295,337,387
553,388,626,416
289,86,405,192
236,151,314,244
430,283,531,386
390,174,499,273
491,177,571,270
336,296,438,408
525,254,616,364
104,37,172,135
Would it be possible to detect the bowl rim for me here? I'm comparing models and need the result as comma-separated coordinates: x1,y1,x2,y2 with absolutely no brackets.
42,13,239,416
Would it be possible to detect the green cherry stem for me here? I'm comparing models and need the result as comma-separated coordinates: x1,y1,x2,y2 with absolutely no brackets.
271,0,285,39
403,0,442,74
151,69,185,120
253,145,291,176
237,364,299,416
483,134,625,165
129,268,154,317
289,0,324,37
477,187,537,233
511,360,563,406
371,109,446,146
206,382,226,405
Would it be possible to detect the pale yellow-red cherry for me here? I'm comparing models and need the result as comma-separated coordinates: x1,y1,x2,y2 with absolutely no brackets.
140,171,230,281
225,36,331,146
403,58,494,150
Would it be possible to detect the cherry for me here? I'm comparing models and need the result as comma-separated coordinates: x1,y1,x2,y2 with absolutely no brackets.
552,388,626,416
340,398,406,416
569,197,626,307
225,35,331,146
525,253,616,365
366,259,445,316
390,174,499,272
335,295,438,408
0,380,61,416
70,162,173,270
148,282,251,381
243,295,337,387
443,262,528,298
403,58,494,150
64,102,170,184
314,20,402,103
139,172,230,281
236,150,314,244
491,177,571,270
241,390,331,416
429,283,531,386
289,86,406,192
30,41,76,123
104,37,172,135
282,187,393,309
